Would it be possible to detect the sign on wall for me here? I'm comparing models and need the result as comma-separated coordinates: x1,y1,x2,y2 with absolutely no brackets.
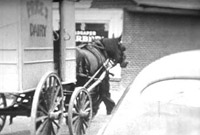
75,23,108,45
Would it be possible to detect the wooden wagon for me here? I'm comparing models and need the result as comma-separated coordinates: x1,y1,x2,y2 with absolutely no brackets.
0,0,99,134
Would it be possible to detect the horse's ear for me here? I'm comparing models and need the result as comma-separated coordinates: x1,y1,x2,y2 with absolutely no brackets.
118,35,122,41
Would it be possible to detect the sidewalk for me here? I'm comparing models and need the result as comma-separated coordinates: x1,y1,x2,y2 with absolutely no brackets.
94,79,200,135
0,81,128,135
86,81,128,135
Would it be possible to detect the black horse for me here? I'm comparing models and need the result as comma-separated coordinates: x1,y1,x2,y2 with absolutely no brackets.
76,36,128,116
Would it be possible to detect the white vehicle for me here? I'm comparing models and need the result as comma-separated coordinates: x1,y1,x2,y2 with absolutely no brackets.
100,50,200,135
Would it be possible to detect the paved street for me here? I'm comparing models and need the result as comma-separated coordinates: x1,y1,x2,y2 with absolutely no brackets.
2,79,200,135
0,85,125,135
98,79,200,135
3,77,200,135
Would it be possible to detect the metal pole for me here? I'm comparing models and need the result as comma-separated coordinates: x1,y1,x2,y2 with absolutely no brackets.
59,0,75,81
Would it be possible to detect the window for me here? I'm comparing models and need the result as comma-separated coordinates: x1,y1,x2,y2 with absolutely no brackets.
75,23,108,45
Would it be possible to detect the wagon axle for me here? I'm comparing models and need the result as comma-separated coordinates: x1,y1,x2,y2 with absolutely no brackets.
49,111,62,120
79,109,90,118
0,92,34,117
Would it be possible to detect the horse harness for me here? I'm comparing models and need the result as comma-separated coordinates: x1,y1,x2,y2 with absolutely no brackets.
88,40,107,65
80,40,107,64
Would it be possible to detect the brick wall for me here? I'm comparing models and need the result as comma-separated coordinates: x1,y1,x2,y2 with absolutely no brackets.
121,11,200,88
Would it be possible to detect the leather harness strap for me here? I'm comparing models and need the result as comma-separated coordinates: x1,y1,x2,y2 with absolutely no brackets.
94,40,108,59
86,44,103,67
76,47,90,76
77,41,108,74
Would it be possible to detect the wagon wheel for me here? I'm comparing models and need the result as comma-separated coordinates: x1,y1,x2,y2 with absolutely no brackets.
31,72,64,135
0,94,6,132
68,87,92,135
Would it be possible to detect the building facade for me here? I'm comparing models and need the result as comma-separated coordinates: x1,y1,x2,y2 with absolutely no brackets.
122,10,200,87
92,0,200,88
54,0,200,89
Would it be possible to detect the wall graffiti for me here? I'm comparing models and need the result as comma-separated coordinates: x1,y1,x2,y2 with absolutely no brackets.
26,0,48,19
30,23,47,37
27,0,48,37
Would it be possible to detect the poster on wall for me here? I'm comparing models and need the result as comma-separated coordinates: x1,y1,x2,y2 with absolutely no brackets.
75,23,108,45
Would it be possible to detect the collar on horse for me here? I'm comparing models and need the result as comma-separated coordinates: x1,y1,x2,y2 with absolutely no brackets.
93,40,108,58
78,40,108,67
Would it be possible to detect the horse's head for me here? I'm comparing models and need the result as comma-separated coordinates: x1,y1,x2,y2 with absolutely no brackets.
100,36,128,68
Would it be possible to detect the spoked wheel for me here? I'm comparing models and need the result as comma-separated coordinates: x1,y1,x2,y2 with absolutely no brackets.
0,94,6,132
31,72,64,135
68,87,92,135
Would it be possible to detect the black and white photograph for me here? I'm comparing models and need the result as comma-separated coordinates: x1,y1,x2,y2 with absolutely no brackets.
0,0,200,135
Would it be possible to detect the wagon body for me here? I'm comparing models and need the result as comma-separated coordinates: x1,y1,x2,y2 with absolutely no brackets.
0,0,53,93
0,0,76,93
0,1,87,134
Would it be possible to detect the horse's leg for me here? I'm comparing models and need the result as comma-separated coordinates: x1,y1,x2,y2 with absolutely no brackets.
90,87,102,117
100,73,115,115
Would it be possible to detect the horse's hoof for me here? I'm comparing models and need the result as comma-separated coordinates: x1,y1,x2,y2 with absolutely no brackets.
107,111,112,115
92,109,98,118
106,103,115,115
107,108,114,115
